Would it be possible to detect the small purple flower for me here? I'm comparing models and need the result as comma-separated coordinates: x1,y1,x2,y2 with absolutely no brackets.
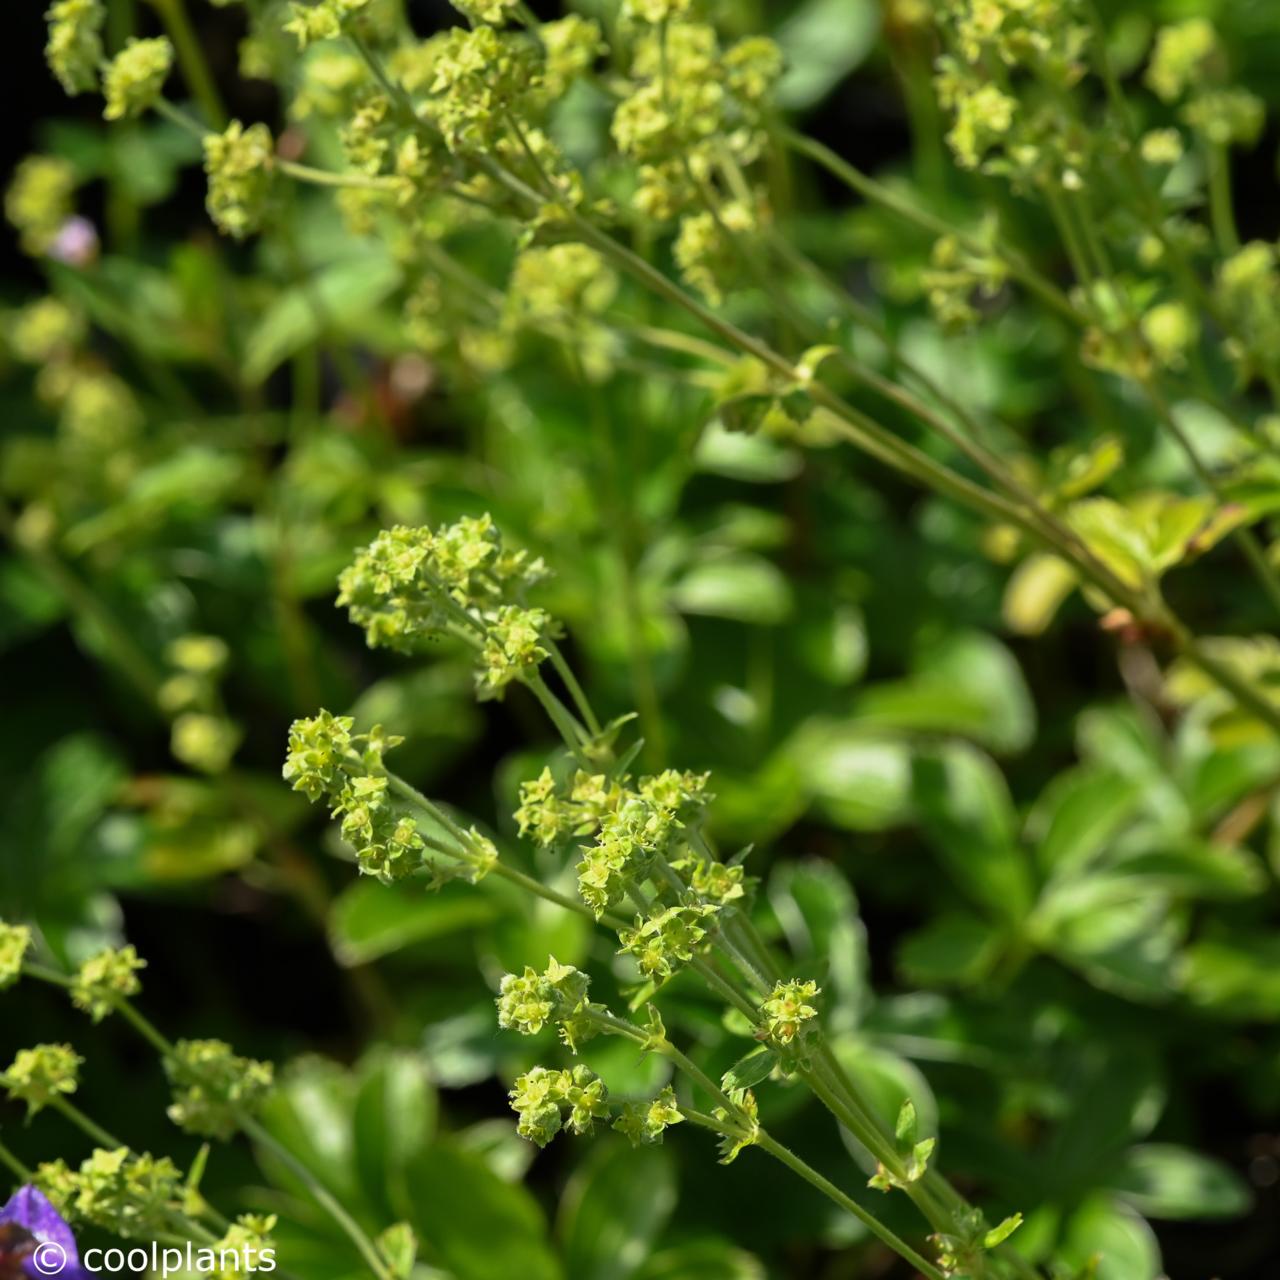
0,1187,90,1279
46,217,99,268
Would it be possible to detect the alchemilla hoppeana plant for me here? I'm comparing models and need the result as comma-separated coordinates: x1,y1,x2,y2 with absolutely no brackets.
5,0,1280,1276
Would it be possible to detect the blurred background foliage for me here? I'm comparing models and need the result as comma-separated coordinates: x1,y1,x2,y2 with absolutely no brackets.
3,1,1280,1277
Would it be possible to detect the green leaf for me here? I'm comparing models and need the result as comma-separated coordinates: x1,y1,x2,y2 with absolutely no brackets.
775,0,880,109
1028,769,1144,875
852,632,1034,753
243,252,402,384
330,880,501,966
633,1241,765,1280
767,861,868,1015
789,721,912,831
1059,1196,1161,1280
912,746,1031,922
894,1099,918,1147
1003,553,1079,636
407,1143,563,1280
721,1046,779,1095
558,1142,676,1280
670,554,794,624
353,1049,438,1223
1110,1144,1251,1220
896,912,1003,987
1182,931,1280,1019
983,1213,1023,1248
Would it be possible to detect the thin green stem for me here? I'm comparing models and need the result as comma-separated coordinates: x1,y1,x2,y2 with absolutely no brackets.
47,1095,124,1150
777,127,1079,324
545,638,602,738
0,1136,32,1182
240,1116,394,1280
1207,144,1241,256
147,0,226,128
755,1131,947,1280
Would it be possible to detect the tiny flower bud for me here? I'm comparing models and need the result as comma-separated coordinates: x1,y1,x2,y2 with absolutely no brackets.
71,945,146,1022
102,37,174,121
0,921,33,989
165,1039,275,1140
3,1043,82,1116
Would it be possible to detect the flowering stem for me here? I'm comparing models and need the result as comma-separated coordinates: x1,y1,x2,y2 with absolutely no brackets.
775,126,1079,325
1207,144,1241,256
22,964,395,1280
146,0,226,129
238,1115,394,1280
679,1107,947,1279
384,769,631,931
544,639,602,738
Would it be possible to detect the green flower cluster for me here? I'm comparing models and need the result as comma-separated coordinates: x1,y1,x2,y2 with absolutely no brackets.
0,921,32,988
44,0,104,96
165,1038,275,1140
71,945,146,1022
6,156,76,257
618,903,716,980
8,297,86,365
337,518,552,697
514,768,622,846
3,1043,82,1116
574,775,711,917
284,0,372,49
921,228,1009,332
450,0,518,26
36,1148,183,1237
613,1086,684,1148
508,1064,609,1147
205,122,277,240
102,37,173,121
284,711,497,884
1216,243,1280,384
673,199,761,306
611,20,781,221
211,1215,279,1280
760,979,820,1046
712,1088,760,1164
496,958,601,1052
1146,19,1263,148
943,0,1090,82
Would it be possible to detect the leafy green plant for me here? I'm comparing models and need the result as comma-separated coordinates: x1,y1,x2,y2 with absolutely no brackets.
5,0,1280,1276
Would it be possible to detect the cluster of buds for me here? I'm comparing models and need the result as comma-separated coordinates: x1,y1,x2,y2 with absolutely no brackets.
161,634,240,774
618,904,717,981
36,1148,183,1238
283,0,373,49
71,946,146,1022
284,710,496,884
336,518,553,699
760,979,821,1048
164,1039,275,1140
3,1044,82,1116
611,19,781,222
101,37,173,121
921,227,1009,332
6,156,77,257
496,958,602,1053
204,122,278,240
0,921,32,988
943,0,1090,83
508,1064,610,1147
